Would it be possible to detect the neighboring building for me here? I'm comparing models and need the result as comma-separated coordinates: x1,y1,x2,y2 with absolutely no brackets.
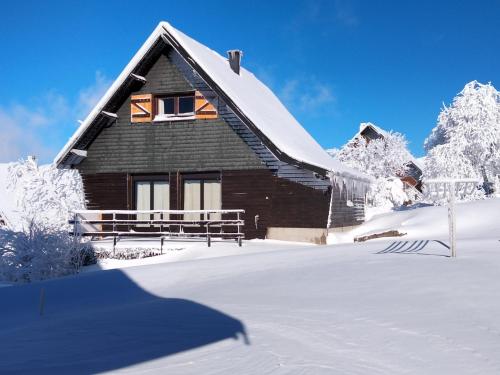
357,122,423,191
54,22,369,243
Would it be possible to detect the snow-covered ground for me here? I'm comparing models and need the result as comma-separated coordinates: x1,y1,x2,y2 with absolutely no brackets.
1,199,500,374
85,238,314,271
1,237,500,374
2,199,500,374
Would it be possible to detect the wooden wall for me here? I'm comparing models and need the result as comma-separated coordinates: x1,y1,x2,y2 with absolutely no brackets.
77,49,266,175
81,173,128,210
80,169,331,239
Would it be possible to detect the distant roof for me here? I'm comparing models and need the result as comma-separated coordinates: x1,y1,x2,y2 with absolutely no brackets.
54,22,369,182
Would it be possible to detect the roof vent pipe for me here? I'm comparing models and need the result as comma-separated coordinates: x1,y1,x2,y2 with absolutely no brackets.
227,50,243,75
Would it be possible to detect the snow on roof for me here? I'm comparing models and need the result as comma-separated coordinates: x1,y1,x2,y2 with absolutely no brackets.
54,22,369,182
359,122,390,138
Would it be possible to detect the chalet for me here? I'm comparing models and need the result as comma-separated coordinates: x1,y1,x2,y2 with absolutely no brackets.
356,122,423,191
54,22,370,244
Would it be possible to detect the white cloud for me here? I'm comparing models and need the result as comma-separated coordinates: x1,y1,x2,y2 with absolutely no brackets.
0,72,111,164
0,109,54,163
279,77,337,115
75,71,111,121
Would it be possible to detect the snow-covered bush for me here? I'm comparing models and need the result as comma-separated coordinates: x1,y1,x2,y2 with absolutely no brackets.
424,81,500,181
0,221,94,283
335,127,413,208
7,158,85,231
368,177,409,208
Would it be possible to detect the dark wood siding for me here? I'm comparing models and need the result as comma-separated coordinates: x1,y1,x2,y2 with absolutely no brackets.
81,173,129,210
329,185,365,228
77,49,265,175
80,170,336,239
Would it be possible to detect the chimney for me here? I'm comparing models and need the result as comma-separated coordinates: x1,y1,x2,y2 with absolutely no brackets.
227,50,243,75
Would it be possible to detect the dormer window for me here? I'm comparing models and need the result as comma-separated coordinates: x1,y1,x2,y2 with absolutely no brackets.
154,93,195,121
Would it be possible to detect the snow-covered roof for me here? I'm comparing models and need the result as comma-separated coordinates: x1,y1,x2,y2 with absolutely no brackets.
54,22,369,182
359,122,390,139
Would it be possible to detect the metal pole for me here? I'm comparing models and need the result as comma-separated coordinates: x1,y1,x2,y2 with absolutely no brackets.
448,181,457,257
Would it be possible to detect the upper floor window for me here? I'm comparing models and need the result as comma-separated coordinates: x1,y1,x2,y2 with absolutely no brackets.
155,93,195,121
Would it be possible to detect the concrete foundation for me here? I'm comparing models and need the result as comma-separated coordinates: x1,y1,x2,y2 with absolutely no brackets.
266,227,328,245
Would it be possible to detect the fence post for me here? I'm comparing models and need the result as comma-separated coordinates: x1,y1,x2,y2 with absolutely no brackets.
207,216,211,247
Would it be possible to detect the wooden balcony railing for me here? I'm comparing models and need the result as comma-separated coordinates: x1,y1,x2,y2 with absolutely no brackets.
69,209,245,252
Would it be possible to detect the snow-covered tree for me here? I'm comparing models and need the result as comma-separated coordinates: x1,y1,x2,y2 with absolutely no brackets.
336,130,411,179
7,158,85,231
0,159,91,283
424,81,500,180
0,221,94,283
334,126,414,207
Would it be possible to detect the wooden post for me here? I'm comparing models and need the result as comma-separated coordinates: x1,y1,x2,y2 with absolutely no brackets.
39,288,45,316
160,237,164,254
448,181,457,257
207,218,211,247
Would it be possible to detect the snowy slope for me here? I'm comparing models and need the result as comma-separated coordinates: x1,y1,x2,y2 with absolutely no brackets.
349,198,500,242
1,238,500,374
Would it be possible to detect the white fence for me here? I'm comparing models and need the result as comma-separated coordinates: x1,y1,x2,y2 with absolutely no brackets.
70,209,245,249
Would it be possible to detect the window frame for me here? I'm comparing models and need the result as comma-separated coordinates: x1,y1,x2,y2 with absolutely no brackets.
181,173,222,220
154,91,195,121
131,175,172,210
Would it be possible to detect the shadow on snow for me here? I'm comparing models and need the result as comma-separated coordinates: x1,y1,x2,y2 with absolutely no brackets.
376,239,451,257
0,269,249,374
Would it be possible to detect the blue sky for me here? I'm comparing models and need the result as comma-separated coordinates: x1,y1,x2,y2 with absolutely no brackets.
0,0,499,163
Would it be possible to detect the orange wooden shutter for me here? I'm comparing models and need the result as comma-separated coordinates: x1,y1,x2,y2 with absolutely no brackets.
195,91,218,119
130,94,153,123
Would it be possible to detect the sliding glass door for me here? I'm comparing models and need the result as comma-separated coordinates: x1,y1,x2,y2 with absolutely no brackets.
183,178,221,221
134,178,169,226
